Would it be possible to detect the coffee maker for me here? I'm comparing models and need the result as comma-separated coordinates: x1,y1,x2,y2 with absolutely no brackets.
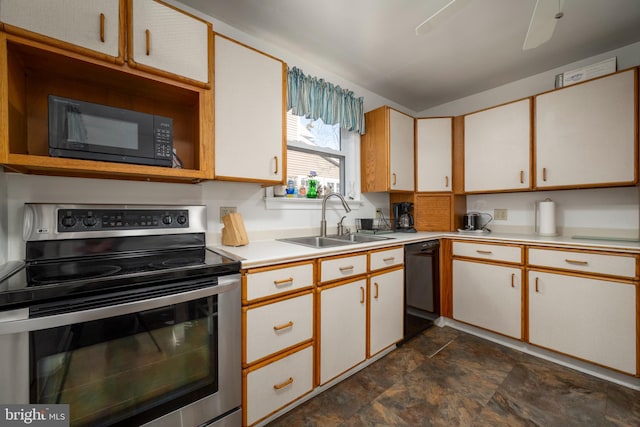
392,202,416,232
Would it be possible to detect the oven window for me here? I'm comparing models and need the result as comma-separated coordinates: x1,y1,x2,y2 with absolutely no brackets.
30,296,218,427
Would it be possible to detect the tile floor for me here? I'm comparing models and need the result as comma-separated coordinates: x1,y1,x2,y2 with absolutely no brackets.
267,326,640,426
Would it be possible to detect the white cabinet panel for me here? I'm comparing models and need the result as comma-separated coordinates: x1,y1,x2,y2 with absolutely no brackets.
319,253,367,284
369,247,404,272
464,99,531,192
528,247,637,279
369,268,404,356
452,241,522,264
453,259,522,339
389,109,415,191
130,0,210,83
244,262,314,302
528,271,636,374
245,345,313,426
319,279,367,384
416,117,452,192
0,0,121,58
535,69,637,188
214,35,284,183
245,293,313,365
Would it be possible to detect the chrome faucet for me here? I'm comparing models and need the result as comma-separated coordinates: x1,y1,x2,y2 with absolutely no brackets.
320,193,352,237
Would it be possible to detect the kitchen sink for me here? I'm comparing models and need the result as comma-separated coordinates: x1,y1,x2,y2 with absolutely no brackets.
277,236,353,248
277,233,394,249
327,233,394,243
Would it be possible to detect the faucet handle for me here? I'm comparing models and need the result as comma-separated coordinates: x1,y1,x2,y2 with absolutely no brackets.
337,216,347,235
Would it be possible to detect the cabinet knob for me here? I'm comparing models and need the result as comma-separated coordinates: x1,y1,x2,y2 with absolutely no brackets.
445,176,449,188
374,282,379,299
273,156,279,175
565,259,589,266
273,277,294,286
392,173,397,186
360,286,365,304
511,273,515,288
273,377,294,390
145,29,151,55
339,265,354,272
542,167,547,182
535,277,540,293
520,170,524,184
273,321,294,332
99,13,105,43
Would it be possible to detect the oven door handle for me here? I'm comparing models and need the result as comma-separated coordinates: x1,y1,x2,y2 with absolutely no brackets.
0,274,240,335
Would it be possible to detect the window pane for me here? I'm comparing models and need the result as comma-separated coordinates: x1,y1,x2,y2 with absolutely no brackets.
287,148,343,195
287,113,341,151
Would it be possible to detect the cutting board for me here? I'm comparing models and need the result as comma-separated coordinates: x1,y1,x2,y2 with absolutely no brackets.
221,212,249,246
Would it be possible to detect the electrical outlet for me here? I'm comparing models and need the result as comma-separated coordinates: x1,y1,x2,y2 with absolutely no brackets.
494,208,508,221
220,206,237,222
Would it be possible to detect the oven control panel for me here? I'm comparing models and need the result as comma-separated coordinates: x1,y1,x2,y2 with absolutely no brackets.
57,209,189,232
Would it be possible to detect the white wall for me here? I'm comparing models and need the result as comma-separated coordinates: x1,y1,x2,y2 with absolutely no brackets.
420,41,640,239
0,168,7,264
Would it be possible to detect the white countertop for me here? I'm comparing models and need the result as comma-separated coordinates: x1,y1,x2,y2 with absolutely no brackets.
211,231,640,268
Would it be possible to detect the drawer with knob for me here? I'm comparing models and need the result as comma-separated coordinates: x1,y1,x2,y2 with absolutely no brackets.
243,260,314,303
243,291,313,366
369,246,404,272
319,253,367,284
527,247,637,279
452,241,523,264
244,344,314,426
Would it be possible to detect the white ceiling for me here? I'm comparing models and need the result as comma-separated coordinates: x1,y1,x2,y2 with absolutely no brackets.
180,0,640,112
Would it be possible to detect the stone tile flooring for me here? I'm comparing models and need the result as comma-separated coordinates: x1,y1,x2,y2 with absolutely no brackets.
267,326,640,426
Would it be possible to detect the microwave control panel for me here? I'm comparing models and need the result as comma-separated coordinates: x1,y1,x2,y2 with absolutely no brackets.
153,117,173,160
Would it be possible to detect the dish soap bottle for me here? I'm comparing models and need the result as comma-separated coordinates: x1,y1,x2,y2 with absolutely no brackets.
307,171,317,198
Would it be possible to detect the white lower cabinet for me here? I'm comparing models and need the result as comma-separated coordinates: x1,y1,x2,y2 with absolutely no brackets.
369,268,404,357
528,270,637,374
245,345,314,426
319,278,367,384
452,259,522,339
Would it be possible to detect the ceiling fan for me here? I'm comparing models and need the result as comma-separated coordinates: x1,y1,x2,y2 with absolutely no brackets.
415,0,564,50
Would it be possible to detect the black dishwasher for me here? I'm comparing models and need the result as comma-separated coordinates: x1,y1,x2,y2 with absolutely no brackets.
404,240,440,341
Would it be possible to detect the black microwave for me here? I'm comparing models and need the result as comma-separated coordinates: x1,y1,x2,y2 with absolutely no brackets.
48,95,173,167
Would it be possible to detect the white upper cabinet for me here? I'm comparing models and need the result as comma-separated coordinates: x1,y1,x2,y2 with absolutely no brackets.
0,0,122,59
535,69,637,189
416,117,452,192
129,0,211,85
214,35,285,183
389,109,415,191
464,98,532,193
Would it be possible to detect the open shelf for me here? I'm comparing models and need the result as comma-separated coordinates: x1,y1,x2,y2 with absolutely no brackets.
0,33,213,183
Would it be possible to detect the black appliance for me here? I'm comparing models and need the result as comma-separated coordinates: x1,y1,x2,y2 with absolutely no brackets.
403,240,440,341
48,95,173,167
392,202,416,232
0,204,242,427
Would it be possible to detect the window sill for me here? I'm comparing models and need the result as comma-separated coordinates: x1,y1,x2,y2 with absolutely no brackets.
264,196,363,210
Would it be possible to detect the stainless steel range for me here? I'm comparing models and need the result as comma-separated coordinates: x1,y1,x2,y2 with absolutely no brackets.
0,204,242,427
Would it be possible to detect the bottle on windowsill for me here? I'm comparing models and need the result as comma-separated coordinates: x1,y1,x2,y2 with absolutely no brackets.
307,171,317,198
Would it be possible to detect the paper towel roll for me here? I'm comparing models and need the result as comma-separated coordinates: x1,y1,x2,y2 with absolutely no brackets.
537,199,557,236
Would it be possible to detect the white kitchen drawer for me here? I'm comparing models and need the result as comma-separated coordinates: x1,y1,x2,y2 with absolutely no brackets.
245,345,313,426
244,261,314,302
244,292,313,365
453,241,522,264
319,253,367,284
369,246,404,271
528,247,637,279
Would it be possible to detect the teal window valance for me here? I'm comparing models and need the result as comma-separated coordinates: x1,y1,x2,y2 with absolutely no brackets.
287,67,365,135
